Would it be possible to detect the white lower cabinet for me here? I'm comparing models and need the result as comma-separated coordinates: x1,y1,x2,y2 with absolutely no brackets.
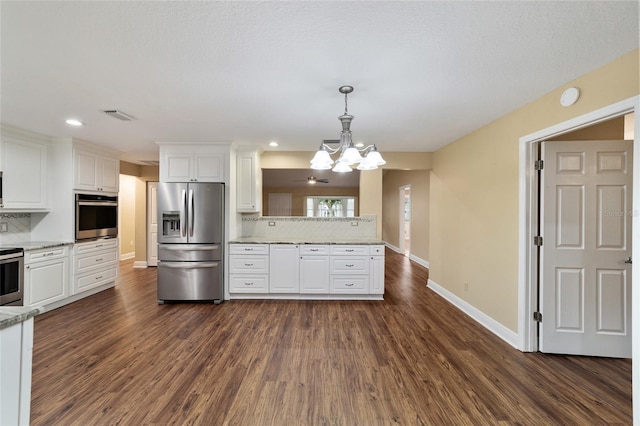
300,245,330,294
229,244,269,293
73,239,119,295
229,243,384,299
269,244,299,293
24,246,70,306
0,318,34,426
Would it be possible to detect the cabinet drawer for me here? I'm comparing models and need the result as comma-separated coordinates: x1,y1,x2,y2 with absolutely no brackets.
300,245,330,255
26,246,68,262
229,244,269,255
229,255,269,273
370,245,385,255
330,256,369,274
330,245,369,255
229,275,268,293
74,239,118,254
75,250,118,273
331,275,368,294
75,265,118,293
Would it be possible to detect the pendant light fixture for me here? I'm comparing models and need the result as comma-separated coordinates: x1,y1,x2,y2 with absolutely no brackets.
310,86,386,172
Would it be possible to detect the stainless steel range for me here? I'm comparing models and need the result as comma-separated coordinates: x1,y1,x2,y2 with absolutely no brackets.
0,247,24,306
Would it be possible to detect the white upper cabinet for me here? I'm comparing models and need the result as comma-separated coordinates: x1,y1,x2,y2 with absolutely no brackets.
74,148,119,193
0,126,49,210
236,147,262,212
159,144,228,183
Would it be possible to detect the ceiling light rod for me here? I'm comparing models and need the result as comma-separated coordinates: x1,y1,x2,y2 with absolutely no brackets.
310,85,386,173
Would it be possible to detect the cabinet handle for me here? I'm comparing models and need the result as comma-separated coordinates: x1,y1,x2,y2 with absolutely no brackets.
96,244,103,248
95,275,103,280
96,258,103,262
345,283,354,287
345,264,354,267
244,282,254,286
346,249,354,252
26,265,30,269
244,263,253,266
310,249,319,252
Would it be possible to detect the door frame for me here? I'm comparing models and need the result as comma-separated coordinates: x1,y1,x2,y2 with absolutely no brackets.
519,96,639,352
146,181,159,267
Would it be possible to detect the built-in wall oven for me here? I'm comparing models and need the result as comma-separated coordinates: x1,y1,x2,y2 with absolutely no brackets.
0,248,24,306
75,193,118,241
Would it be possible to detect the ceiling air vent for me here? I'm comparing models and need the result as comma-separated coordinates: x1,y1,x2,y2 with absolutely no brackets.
103,110,136,121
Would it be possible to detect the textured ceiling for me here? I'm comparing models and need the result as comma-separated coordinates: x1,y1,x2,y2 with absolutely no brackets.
1,1,638,164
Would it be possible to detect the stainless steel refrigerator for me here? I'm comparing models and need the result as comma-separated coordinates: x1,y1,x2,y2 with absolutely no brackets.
157,182,224,304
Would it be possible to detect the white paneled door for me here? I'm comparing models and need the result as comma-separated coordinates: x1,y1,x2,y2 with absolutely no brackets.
147,182,158,267
541,140,632,357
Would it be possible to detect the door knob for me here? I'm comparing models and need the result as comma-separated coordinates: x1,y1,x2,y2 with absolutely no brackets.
625,256,632,264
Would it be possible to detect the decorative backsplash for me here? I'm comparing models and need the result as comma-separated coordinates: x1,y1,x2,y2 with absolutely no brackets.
0,213,31,244
242,215,376,239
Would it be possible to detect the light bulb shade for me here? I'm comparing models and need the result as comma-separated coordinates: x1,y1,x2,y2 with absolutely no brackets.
342,146,363,164
310,149,333,169
356,156,378,170
332,162,353,173
366,147,386,166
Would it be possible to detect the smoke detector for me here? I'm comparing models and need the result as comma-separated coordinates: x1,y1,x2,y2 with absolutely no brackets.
103,110,136,121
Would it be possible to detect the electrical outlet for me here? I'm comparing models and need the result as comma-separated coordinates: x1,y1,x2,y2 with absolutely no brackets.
463,282,469,292
130,240,134,246
351,221,358,226
0,222,7,232
268,221,276,227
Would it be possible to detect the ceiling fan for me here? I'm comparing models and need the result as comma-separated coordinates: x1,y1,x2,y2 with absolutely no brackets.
294,176,329,184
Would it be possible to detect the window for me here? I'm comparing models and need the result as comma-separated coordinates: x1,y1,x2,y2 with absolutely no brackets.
306,197,356,217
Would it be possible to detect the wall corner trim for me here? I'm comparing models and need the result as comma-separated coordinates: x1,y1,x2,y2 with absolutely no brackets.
133,261,148,269
427,279,519,349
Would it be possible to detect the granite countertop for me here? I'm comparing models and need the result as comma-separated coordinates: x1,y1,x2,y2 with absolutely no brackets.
0,306,44,330
0,241,74,251
230,237,384,245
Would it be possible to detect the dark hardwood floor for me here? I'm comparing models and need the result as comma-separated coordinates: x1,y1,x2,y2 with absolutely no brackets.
30,249,632,425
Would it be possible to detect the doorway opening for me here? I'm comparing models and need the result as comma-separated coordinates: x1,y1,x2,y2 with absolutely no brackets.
399,185,411,257
518,97,638,355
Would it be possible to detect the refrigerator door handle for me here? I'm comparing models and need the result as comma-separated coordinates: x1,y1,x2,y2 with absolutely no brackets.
159,244,220,251
188,189,195,237
181,189,187,237
159,262,219,269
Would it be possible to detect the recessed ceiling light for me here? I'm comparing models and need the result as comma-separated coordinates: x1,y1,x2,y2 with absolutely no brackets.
269,141,279,147
65,119,84,126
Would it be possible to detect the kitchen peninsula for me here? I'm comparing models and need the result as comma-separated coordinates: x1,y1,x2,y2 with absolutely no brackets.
228,216,385,300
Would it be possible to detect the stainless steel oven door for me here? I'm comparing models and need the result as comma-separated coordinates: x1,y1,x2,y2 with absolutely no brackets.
0,252,24,306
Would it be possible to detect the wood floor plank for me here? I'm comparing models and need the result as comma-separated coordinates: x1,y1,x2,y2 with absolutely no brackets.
30,249,632,425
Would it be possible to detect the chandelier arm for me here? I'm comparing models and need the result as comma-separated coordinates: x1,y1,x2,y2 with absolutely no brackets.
321,143,342,155
357,144,377,153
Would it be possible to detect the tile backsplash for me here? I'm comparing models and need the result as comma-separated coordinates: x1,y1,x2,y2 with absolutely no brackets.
0,213,31,244
241,215,377,239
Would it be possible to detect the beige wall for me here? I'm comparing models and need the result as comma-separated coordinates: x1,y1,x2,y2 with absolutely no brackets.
119,161,160,264
263,186,359,216
548,115,624,140
430,49,639,332
382,170,430,262
118,174,137,258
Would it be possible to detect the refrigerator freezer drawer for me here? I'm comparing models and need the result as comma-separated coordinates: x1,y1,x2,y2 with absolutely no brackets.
158,244,221,262
157,261,222,302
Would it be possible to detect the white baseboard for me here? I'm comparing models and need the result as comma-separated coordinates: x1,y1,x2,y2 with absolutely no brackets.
133,261,148,268
120,252,135,261
427,279,519,349
385,242,430,269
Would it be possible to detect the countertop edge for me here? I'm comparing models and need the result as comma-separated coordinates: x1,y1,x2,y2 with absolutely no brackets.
229,239,384,245
0,306,45,330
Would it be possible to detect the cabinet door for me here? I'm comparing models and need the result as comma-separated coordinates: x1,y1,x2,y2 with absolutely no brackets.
162,152,193,182
269,245,299,293
236,151,260,212
74,150,98,190
99,157,120,192
370,255,385,294
194,153,224,182
2,137,48,209
300,255,329,294
25,258,69,306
